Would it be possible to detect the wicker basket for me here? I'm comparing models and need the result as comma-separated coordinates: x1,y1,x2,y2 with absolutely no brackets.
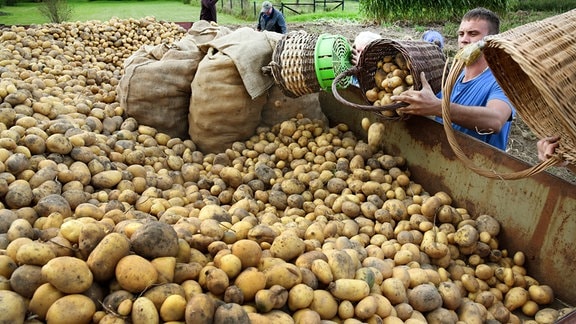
440,9,576,180
483,9,576,166
331,38,446,120
270,31,321,98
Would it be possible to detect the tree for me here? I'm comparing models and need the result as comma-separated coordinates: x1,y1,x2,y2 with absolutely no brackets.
38,0,72,23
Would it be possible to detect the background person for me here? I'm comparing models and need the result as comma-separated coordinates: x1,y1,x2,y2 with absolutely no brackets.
200,0,218,23
391,7,515,151
256,1,287,34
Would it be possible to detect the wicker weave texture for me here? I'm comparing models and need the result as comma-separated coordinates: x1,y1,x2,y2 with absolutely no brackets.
357,38,446,104
483,9,576,163
271,31,320,98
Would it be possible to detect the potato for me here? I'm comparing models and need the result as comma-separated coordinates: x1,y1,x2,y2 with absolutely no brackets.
130,221,179,259
288,283,314,311
408,283,442,313
115,254,158,293
437,281,462,310
234,267,267,301
214,303,251,323
232,239,263,269
293,309,322,324
15,241,56,266
28,283,66,321
535,308,559,324
185,293,216,324
504,286,529,311
0,290,27,324
77,221,108,259
46,294,96,324
41,256,93,294
265,262,302,289
355,295,378,319
87,232,131,282
270,232,306,261
255,285,288,313
454,224,479,247
326,249,356,280
143,283,186,310
160,294,187,322
151,256,177,284
327,278,370,302
10,264,44,299
132,296,160,324
309,289,339,320
528,284,554,305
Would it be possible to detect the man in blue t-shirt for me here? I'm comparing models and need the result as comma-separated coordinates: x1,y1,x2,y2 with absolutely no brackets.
391,8,515,151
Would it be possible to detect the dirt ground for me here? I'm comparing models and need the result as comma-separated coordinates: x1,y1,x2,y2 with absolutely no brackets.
278,21,576,184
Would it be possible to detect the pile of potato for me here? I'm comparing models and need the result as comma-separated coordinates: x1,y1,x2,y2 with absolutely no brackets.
364,52,413,110
0,18,574,324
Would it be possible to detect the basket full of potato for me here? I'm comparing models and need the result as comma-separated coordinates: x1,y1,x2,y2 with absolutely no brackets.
332,38,446,120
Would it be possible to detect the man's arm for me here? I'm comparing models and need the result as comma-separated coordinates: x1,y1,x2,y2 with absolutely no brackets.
277,13,287,34
392,72,512,133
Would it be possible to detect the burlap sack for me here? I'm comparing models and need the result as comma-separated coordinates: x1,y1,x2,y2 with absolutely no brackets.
189,47,267,153
260,85,328,128
117,21,231,139
189,28,282,153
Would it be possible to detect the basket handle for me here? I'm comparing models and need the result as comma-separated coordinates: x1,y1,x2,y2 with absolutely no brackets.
331,67,408,120
441,53,563,180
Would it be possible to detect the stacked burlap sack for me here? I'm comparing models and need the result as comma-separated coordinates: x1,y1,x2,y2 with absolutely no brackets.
117,21,328,153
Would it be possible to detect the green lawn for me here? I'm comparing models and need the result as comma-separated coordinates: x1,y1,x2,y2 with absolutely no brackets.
0,0,251,25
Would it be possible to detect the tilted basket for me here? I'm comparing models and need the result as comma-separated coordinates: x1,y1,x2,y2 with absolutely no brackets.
331,38,446,120
270,31,352,97
270,31,320,98
440,9,576,179
483,9,576,166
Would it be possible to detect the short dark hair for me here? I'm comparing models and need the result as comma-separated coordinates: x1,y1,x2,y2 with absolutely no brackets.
462,7,500,35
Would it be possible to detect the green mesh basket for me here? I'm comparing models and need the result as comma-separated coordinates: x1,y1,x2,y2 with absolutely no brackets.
314,34,353,91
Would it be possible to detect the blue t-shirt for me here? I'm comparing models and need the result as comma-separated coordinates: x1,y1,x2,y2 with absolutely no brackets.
435,69,515,150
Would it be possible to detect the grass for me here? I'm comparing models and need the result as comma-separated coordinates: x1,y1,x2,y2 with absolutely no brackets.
0,0,250,25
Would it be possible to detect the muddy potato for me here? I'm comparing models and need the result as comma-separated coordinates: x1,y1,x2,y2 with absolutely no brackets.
255,285,289,313
143,283,186,310
130,220,179,259
185,293,216,324
87,232,131,282
46,294,96,324
288,283,314,311
504,287,529,311
0,290,27,324
132,296,160,324
10,264,45,299
309,289,339,320
41,256,93,294
270,232,306,261
232,239,263,269
234,267,267,301
264,262,302,289
408,283,443,313
28,283,66,321
15,241,56,266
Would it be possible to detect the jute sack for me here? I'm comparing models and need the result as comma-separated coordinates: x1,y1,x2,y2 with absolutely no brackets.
189,28,282,153
117,21,231,139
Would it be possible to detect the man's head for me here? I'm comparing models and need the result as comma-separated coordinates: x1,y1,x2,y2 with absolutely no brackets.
458,7,500,48
261,1,273,13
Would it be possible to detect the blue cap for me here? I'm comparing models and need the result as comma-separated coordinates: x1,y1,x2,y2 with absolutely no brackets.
422,30,444,49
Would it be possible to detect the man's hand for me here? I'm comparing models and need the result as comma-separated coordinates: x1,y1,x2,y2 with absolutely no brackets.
537,136,561,161
392,72,441,117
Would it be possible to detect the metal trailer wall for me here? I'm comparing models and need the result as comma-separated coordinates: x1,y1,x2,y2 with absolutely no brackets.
319,89,576,306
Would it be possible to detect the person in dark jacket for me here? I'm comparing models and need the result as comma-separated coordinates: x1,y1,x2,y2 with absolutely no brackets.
256,1,287,34
200,0,218,23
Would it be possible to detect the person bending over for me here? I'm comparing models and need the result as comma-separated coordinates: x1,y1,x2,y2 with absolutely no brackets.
256,1,287,34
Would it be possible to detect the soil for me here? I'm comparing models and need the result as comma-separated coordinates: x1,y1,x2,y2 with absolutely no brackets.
277,21,576,184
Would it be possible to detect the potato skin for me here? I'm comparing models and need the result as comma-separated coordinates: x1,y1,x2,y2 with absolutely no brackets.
0,290,27,324
42,256,93,294
46,294,96,324
28,283,66,320
328,278,370,302
131,296,160,324
115,254,158,293
185,293,216,324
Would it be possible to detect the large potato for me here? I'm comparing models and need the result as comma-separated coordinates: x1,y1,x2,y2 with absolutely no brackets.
130,221,179,258
46,294,96,324
115,254,158,293
0,290,27,324
28,283,66,320
86,232,131,282
41,256,93,294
